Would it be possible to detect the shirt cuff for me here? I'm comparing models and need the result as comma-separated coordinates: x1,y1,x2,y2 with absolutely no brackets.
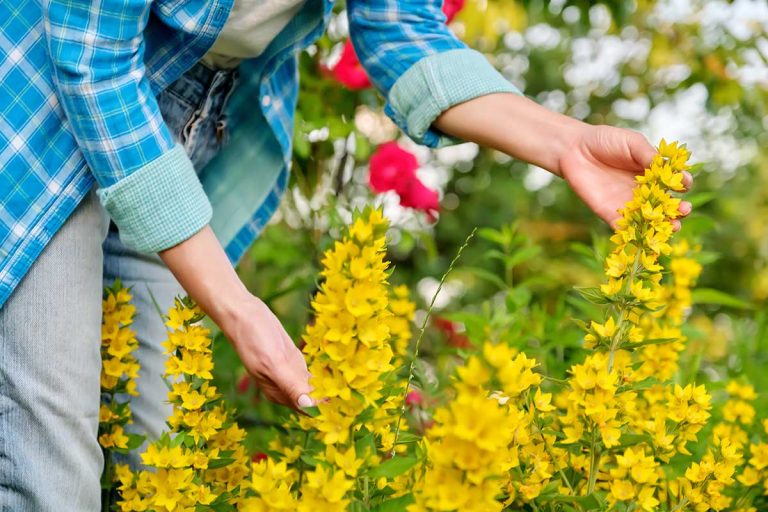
97,144,212,253
386,48,522,148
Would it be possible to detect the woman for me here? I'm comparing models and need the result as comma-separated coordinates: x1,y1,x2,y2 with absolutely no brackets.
0,0,692,509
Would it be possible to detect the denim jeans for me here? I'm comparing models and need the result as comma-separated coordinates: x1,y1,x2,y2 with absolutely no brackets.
0,62,238,511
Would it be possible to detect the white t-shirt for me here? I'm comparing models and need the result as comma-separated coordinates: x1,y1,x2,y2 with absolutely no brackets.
202,0,305,69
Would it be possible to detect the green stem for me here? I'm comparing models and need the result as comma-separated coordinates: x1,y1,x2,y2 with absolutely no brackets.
534,418,576,500
586,428,600,495
391,228,477,457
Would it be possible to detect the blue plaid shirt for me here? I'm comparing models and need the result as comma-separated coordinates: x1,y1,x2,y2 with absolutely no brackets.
0,0,517,308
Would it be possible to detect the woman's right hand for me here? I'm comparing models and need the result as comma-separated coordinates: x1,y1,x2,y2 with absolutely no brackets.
159,225,313,410
221,294,313,409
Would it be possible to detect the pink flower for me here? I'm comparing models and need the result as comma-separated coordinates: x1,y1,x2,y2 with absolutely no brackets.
406,390,424,408
369,142,440,221
442,0,466,22
328,40,372,90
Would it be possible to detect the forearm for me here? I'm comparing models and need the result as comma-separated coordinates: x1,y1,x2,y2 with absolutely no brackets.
433,93,586,177
159,226,313,409
159,226,249,332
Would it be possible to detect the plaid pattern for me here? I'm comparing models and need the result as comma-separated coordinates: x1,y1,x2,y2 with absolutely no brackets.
0,0,509,308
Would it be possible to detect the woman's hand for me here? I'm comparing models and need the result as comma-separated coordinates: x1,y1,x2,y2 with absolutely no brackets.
159,226,313,410
558,124,693,230
434,93,693,228
220,294,313,409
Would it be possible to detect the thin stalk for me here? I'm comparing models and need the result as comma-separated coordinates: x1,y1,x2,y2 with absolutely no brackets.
390,228,477,456
586,427,600,495
534,419,576,498
670,497,689,512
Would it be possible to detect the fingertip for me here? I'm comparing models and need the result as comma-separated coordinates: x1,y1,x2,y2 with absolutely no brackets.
679,201,692,216
682,171,694,191
297,394,314,408
631,131,657,169
672,219,682,232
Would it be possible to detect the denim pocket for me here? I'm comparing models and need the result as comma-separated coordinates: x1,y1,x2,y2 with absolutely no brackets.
157,88,197,145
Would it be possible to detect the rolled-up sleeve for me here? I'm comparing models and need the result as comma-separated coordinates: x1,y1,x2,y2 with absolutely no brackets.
41,0,211,252
347,0,521,148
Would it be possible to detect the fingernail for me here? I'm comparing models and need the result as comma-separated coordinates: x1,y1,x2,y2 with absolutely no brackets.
298,394,314,408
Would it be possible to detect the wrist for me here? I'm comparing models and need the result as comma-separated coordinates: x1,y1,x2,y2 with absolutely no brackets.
205,285,254,336
548,118,589,178
495,97,587,177
158,225,253,336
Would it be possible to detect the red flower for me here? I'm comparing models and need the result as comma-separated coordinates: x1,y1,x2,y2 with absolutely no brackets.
369,142,440,221
406,390,424,408
433,316,473,349
442,0,466,22
328,40,372,90
237,374,251,394
251,452,268,463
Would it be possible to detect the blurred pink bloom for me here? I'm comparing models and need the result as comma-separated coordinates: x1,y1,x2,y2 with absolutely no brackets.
327,40,372,90
442,0,466,22
406,390,424,408
369,142,440,221
433,316,473,349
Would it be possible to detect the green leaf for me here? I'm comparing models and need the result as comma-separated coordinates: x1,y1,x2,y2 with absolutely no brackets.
507,246,542,268
622,337,678,350
575,287,611,305
371,495,415,512
170,432,187,448
368,456,418,479
549,493,603,509
506,287,532,309
207,457,236,469
466,266,507,289
692,288,754,310
687,191,717,208
570,318,589,331
355,432,377,457
300,454,319,468
125,433,146,451
394,431,421,444
477,227,507,245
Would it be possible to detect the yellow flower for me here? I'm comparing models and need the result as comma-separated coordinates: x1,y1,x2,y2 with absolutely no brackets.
610,479,635,500
99,424,129,449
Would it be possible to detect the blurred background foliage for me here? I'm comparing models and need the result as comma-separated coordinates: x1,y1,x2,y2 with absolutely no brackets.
216,0,768,448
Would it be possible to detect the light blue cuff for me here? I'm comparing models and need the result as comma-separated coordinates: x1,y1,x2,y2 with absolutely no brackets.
97,144,212,253
386,48,521,148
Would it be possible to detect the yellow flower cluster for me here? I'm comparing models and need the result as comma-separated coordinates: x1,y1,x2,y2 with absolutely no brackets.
406,140,721,512
116,298,252,511
240,209,417,511
97,139,768,511
300,210,411,449
301,209,394,439
99,282,140,452
409,344,544,511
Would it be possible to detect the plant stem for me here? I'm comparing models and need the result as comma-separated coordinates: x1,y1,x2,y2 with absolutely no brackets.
586,428,600,495
391,228,477,457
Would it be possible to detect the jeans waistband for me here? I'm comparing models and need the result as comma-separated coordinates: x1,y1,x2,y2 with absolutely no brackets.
166,62,240,121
